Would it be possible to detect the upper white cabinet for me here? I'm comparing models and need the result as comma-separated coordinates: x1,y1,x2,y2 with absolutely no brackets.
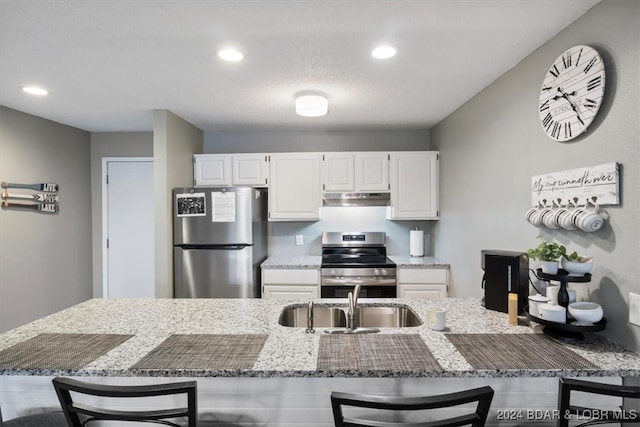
388,151,439,220
194,154,268,187
321,153,355,191
269,153,321,221
232,154,269,186
194,154,231,187
355,152,389,191
321,152,389,192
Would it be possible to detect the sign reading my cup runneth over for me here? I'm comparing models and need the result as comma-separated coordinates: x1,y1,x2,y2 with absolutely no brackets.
531,162,620,207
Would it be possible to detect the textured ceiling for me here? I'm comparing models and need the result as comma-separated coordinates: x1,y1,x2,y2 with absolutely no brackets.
0,0,600,132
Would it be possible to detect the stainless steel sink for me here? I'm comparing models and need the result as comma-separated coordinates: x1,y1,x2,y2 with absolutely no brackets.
356,305,423,328
278,305,346,328
278,304,421,328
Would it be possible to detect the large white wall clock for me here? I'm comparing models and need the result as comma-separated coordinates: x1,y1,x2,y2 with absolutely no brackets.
539,45,606,141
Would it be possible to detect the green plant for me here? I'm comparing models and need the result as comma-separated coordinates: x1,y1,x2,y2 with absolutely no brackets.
525,236,566,262
564,251,592,263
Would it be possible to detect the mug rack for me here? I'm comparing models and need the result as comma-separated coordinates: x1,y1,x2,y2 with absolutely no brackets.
1,181,59,214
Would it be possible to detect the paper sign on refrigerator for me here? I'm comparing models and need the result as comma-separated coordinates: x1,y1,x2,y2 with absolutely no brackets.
211,192,236,222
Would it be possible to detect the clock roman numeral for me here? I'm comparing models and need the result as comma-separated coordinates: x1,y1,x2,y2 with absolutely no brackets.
542,112,553,127
549,64,560,78
564,122,572,139
575,48,584,66
587,76,602,91
583,57,598,74
551,122,561,139
562,51,572,69
583,98,598,110
539,100,550,112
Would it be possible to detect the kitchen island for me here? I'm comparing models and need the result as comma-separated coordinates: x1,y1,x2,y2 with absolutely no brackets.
1,298,639,425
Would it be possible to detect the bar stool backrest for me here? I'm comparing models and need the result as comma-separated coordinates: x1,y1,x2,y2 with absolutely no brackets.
331,386,494,427
52,377,197,427
558,377,640,427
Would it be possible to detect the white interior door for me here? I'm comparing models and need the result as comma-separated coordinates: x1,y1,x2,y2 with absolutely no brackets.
103,158,154,298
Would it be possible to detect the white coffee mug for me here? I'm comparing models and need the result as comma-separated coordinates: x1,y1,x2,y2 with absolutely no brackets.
427,308,447,331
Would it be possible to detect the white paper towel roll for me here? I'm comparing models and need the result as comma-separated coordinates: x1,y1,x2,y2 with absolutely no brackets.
410,229,424,257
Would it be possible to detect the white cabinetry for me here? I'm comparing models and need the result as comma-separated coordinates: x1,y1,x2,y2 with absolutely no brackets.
194,154,231,186
388,151,439,220
269,153,321,221
262,269,319,299
194,154,268,187
355,152,389,191
321,152,389,192
321,153,355,191
232,154,269,186
397,268,448,298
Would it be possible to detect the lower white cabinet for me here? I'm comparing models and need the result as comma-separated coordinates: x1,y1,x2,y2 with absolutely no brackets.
397,268,448,298
262,268,319,300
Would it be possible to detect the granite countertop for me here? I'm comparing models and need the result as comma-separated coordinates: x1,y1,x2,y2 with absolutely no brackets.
388,255,450,268
261,255,449,269
1,298,639,378
261,255,322,269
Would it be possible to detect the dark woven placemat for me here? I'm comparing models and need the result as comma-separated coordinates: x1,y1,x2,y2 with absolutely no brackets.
446,334,598,370
317,334,442,371
132,334,268,370
0,333,133,370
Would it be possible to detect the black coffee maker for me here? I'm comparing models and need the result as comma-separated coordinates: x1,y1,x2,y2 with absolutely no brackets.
481,250,529,314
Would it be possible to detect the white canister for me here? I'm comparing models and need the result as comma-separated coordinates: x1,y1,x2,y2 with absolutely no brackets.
538,303,566,324
528,294,549,317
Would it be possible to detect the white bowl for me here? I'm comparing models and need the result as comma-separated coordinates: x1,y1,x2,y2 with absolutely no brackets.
568,302,603,325
561,258,593,276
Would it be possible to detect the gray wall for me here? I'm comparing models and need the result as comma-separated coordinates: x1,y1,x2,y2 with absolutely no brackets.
203,129,429,153
205,129,432,255
154,110,203,297
0,107,92,333
431,1,639,350
90,132,153,297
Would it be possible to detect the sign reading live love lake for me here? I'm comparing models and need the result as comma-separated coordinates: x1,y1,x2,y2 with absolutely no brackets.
531,162,620,207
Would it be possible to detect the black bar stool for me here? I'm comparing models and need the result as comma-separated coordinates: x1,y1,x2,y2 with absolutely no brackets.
331,386,494,427
52,377,197,427
558,377,640,427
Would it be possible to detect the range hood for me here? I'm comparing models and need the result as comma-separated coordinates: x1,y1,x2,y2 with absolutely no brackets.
322,192,391,207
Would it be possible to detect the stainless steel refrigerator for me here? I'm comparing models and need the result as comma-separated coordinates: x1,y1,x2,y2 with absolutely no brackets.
173,187,268,298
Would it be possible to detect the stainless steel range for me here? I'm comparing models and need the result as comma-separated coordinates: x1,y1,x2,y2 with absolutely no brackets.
320,231,397,298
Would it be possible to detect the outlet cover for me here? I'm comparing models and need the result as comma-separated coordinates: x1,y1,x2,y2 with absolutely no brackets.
295,235,304,246
629,292,640,326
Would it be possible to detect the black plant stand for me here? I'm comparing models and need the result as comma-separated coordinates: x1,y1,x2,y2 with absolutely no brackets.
525,269,605,341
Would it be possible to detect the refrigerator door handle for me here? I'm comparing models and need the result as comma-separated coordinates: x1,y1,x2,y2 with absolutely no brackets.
177,244,252,250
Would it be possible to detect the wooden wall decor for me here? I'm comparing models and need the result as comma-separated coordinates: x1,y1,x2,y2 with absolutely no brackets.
1,181,59,213
530,162,620,207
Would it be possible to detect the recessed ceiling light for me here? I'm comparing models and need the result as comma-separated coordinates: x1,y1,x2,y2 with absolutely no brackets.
371,45,397,59
217,48,244,62
22,85,49,96
295,92,329,117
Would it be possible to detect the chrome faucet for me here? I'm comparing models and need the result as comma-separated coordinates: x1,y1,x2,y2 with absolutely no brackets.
305,300,315,333
347,284,361,330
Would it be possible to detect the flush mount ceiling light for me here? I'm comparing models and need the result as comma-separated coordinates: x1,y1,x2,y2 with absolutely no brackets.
21,85,49,96
295,92,329,117
217,48,244,62
371,45,397,59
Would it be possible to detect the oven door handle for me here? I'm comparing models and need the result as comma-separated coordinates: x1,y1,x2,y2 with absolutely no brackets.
321,278,397,286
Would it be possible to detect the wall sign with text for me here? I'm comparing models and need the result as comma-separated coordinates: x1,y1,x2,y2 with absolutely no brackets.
531,162,620,207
